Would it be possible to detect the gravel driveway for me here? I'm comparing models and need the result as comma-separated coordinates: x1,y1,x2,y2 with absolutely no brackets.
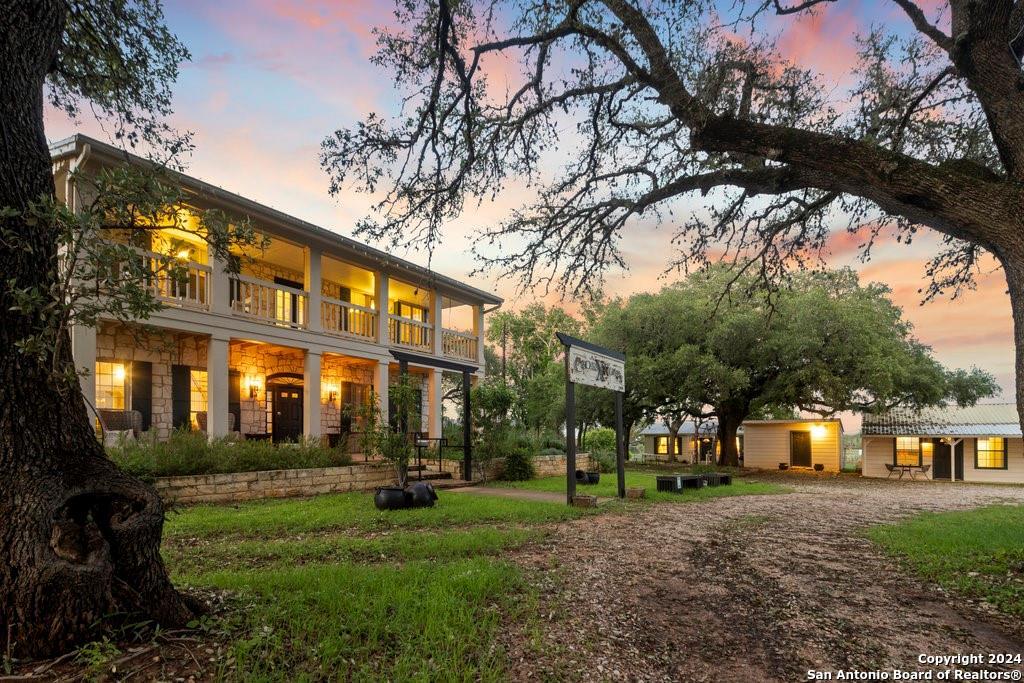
504,474,1024,682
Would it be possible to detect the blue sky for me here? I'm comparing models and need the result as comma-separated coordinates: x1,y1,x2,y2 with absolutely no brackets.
44,0,1015,402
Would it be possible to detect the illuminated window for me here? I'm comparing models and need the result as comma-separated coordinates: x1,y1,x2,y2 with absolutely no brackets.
976,437,1007,469
189,369,208,430
655,437,668,454
96,361,127,409
894,437,921,466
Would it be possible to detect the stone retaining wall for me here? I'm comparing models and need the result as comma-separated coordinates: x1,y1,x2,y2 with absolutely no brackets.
439,452,592,481
153,463,395,504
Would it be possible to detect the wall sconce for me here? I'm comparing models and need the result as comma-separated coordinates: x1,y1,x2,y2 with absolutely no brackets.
811,424,827,438
327,386,338,404
112,363,126,382
246,376,261,400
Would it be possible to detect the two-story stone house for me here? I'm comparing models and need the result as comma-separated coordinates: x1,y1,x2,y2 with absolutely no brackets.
53,134,501,450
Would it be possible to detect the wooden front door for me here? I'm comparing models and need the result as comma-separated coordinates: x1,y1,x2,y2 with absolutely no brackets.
790,431,812,468
272,386,303,443
933,440,951,480
932,440,964,481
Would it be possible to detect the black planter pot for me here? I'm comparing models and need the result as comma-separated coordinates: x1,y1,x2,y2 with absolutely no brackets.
407,482,438,508
778,463,789,471
587,472,601,485
813,463,825,472
374,486,409,511
575,469,588,483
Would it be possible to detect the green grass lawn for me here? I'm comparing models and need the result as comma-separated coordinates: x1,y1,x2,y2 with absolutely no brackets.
160,478,785,680
867,504,1024,617
163,491,586,681
498,470,788,503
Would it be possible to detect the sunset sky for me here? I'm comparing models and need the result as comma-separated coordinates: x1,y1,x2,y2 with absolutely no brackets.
44,0,1016,403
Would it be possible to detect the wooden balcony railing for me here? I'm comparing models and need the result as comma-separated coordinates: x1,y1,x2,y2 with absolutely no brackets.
322,297,377,340
442,329,478,361
229,274,307,329
133,248,211,310
388,314,432,351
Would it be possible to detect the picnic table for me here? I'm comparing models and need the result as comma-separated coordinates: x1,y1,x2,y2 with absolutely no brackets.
885,463,931,480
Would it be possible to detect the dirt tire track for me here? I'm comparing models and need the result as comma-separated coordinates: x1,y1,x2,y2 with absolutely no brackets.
503,475,1024,682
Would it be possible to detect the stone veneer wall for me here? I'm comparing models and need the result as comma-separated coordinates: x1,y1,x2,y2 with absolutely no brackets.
96,321,208,440
152,463,395,504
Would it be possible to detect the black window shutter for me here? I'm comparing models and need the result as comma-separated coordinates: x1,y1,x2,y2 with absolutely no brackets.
229,369,241,433
130,361,152,430
171,364,192,430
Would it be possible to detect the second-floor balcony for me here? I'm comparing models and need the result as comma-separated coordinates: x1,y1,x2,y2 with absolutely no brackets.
388,314,432,352
229,274,308,329
322,296,377,341
122,240,486,363
134,248,211,310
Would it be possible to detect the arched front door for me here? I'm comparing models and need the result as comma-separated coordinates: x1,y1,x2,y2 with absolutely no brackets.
267,373,303,443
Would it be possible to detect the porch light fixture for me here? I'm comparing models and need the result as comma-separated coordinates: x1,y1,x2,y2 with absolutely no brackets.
811,424,827,438
246,376,261,400
327,386,338,404
112,364,126,382
175,248,191,260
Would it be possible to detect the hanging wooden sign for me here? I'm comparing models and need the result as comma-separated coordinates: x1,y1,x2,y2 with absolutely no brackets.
567,344,625,392
556,333,627,503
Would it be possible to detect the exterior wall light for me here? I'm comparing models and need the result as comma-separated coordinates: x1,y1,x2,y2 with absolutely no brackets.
810,424,827,438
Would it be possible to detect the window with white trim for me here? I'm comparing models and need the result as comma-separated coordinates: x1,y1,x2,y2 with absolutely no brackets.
976,437,1007,469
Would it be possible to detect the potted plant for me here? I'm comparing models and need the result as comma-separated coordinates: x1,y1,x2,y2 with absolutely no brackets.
813,463,825,472
360,384,417,510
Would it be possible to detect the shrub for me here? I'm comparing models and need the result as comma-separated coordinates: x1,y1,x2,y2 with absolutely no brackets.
539,447,563,456
107,429,352,481
502,445,535,481
583,427,617,454
589,449,617,474
539,431,565,451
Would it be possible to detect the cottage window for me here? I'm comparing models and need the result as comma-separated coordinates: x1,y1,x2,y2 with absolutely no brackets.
95,361,127,409
976,437,1007,470
655,437,668,454
894,436,921,466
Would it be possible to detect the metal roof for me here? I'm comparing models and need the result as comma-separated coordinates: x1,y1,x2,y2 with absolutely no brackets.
861,403,1021,437
640,421,721,437
49,134,503,307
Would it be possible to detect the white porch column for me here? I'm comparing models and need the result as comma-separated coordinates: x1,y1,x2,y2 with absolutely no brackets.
431,290,444,357
474,305,486,371
207,335,230,438
427,368,443,438
71,324,97,411
375,272,390,345
304,246,322,332
210,253,232,316
374,359,390,421
303,349,322,440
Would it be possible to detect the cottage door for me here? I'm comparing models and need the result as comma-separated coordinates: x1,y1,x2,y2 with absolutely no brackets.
932,440,952,480
272,386,304,443
790,431,812,467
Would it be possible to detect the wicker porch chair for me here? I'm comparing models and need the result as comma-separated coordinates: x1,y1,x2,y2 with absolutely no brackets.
97,409,143,438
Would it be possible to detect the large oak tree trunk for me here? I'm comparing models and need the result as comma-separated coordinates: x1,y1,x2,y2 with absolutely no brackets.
716,414,742,467
0,1,198,658
1001,255,1024,435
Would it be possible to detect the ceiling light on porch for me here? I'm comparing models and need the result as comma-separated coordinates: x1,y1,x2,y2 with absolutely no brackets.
175,248,191,260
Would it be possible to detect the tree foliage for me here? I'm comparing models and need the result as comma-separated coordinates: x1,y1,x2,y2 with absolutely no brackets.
323,0,1024,426
592,265,997,464
486,303,580,430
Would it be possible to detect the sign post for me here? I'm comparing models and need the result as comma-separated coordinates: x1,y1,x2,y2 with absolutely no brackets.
556,333,626,505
